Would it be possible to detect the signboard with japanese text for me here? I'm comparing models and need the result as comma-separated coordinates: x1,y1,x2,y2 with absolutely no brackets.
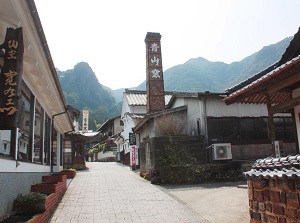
0,27,24,128
129,133,136,145
82,109,89,133
130,145,138,168
144,32,165,113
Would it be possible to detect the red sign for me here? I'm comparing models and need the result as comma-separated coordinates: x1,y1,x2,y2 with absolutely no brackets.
131,146,136,167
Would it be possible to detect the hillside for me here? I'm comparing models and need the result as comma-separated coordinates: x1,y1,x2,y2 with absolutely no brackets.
58,36,292,128
58,62,121,130
133,36,292,92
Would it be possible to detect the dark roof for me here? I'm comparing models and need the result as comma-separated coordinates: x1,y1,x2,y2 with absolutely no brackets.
244,155,300,179
278,27,300,66
97,115,121,132
133,105,187,132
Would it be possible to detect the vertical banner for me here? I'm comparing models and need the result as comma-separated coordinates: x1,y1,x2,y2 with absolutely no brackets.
0,27,24,128
82,109,89,133
131,145,136,168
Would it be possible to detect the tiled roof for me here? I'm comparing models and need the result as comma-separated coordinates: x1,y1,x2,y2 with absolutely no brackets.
124,89,226,106
127,113,146,119
244,155,300,179
125,91,172,106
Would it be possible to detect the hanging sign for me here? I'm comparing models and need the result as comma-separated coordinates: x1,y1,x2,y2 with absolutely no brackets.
129,133,136,145
82,109,89,133
0,27,24,128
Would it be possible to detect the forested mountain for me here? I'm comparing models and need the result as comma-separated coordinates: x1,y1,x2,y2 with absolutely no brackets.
57,62,121,130
58,36,292,129
134,36,292,92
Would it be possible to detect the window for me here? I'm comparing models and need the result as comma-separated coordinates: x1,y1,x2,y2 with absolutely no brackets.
33,100,42,163
239,119,255,140
0,130,12,156
223,118,239,141
274,117,295,141
285,117,295,140
207,117,294,144
254,118,268,139
207,119,223,142
18,91,31,161
274,117,285,140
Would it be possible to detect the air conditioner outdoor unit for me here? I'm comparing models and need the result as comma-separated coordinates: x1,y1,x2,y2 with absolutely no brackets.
212,143,232,160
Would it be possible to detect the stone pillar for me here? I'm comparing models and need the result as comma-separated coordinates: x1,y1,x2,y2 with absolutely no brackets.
145,32,165,113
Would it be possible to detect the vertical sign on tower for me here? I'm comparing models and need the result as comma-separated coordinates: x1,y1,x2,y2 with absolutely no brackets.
82,110,89,133
145,32,165,113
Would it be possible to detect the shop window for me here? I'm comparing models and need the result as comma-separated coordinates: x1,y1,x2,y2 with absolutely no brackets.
33,100,43,163
44,114,51,164
18,92,30,161
0,130,12,156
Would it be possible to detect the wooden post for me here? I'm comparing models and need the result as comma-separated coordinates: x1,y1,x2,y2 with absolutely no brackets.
266,94,276,156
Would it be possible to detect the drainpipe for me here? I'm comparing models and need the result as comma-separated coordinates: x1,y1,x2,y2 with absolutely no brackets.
197,118,201,136
51,111,67,174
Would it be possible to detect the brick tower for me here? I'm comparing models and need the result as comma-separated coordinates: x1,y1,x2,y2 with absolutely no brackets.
145,32,165,113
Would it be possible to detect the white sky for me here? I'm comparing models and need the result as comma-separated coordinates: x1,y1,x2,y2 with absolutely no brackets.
34,0,300,90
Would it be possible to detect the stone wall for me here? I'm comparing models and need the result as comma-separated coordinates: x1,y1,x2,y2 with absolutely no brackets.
139,135,207,172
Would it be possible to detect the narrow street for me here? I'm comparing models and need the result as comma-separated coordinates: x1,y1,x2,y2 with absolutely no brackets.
49,162,250,223
49,162,210,223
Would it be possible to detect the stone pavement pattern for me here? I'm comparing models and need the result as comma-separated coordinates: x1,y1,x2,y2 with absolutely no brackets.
49,162,210,223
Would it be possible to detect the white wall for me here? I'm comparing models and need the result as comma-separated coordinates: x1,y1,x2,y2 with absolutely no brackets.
0,158,50,173
206,97,268,117
169,95,270,138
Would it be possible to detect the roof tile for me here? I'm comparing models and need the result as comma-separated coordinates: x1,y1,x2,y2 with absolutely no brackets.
244,155,300,179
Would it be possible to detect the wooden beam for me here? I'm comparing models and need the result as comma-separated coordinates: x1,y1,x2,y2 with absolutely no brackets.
266,70,300,94
270,95,300,115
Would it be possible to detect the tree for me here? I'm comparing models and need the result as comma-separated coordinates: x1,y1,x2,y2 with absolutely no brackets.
155,113,186,136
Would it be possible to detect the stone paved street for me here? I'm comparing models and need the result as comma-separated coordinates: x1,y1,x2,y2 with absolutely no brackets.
49,162,210,223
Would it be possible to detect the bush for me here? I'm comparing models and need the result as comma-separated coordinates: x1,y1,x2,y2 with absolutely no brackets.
63,168,76,172
13,192,47,214
64,164,87,170
159,143,196,167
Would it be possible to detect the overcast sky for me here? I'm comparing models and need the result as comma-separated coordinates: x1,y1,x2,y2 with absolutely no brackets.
34,0,300,90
